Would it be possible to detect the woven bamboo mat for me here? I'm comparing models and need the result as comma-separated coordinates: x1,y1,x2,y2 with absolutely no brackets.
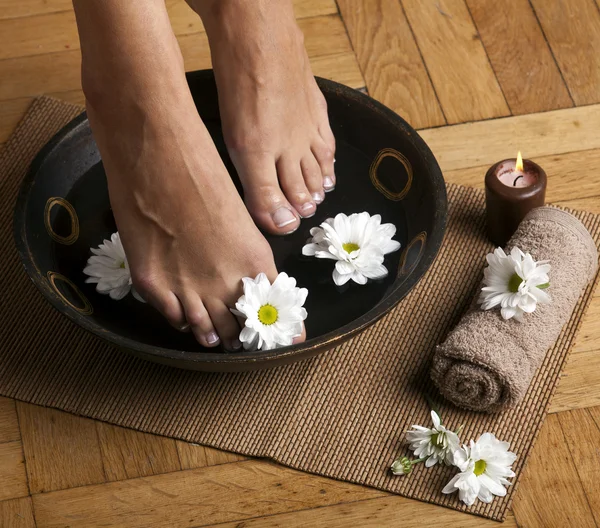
2,97,599,521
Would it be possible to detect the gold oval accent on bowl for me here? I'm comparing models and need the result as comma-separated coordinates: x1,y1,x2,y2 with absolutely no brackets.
44,197,80,245
369,148,413,201
398,231,427,277
47,271,93,315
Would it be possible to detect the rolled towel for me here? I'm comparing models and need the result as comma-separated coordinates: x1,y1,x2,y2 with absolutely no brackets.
431,207,598,413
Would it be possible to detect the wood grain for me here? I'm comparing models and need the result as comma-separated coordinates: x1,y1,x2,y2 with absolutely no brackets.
467,0,573,114
16,403,106,493
420,104,600,171
176,441,246,470
0,0,336,22
96,423,181,482
401,0,510,124
206,496,519,527
32,460,386,527
512,414,597,527
552,348,600,413
531,0,600,105
0,497,36,528
0,14,362,103
0,396,20,443
337,0,445,129
0,442,29,501
558,407,600,525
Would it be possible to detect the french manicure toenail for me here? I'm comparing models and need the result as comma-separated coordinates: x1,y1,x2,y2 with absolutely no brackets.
272,207,297,228
300,202,315,215
206,331,219,344
323,176,335,191
232,339,242,350
312,192,324,204
179,323,190,332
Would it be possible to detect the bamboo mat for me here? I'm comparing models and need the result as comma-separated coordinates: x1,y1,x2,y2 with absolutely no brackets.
2,97,599,522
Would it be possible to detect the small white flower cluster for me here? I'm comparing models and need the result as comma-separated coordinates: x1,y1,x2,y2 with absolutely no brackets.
478,247,551,321
391,410,516,507
83,232,144,302
302,212,401,286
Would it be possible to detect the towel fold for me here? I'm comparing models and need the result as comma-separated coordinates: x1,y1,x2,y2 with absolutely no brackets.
431,207,598,413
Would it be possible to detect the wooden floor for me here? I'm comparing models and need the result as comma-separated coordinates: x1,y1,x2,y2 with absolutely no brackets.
1,0,600,526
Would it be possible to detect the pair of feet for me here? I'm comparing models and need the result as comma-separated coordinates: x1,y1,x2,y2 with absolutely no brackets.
83,0,335,349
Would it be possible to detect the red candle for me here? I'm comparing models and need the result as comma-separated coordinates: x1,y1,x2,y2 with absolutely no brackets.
485,152,547,246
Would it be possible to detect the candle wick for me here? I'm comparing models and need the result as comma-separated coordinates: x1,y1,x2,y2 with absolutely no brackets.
513,175,524,187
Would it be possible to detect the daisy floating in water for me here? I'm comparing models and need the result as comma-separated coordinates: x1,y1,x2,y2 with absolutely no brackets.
478,247,551,321
442,433,516,506
232,272,308,351
302,212,400,286
83,232,144,302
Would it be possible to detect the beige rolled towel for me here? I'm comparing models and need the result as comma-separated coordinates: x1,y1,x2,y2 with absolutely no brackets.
431,207,598,413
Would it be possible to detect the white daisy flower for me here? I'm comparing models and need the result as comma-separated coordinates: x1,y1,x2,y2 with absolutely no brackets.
83,232,144,302
442,433,516,506
302,212,401,286
232,272,308,351
406,410,460,467
478,247,551,321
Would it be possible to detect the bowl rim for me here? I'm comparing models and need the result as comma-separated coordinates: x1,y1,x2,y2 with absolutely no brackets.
13,70,447,367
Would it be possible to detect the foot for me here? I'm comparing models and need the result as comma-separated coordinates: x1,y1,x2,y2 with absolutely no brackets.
193,0,336,235
83,47,301,349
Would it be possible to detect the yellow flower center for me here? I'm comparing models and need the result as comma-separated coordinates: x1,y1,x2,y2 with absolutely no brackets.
258,304,278,325
508,273,523,293
119,261,126,269
474,459,487,476
343,242,360,253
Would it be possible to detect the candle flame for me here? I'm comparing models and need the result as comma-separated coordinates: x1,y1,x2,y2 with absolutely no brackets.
515,151,524,172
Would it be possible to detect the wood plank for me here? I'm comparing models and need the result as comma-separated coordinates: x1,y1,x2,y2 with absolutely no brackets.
0,9,78,61
32,459,385,528
16,403,106,493
209,498,519,527
0,14,360,103
0,397,20,443
557,408,600,525
337,0,445,129
0,6,343,62
552,348,600,413
0,0,71,20
419,104,600,171
0,442,29,501
96,423,181,482
176,441,245,470
0,497,36,528
531,0,600,106
0,0,335,22
467,0,573,115
401,0,510,124
512,414,596,528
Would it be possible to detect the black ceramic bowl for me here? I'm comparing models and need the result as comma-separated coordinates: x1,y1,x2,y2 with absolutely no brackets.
14,70,447,372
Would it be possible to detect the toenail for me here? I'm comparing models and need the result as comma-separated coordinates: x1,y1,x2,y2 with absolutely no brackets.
272,207,297,228
178,323,191,332
206,331,219,344
299,202,316,217
232,338,242,350
312,192,324,204
323,176,335,191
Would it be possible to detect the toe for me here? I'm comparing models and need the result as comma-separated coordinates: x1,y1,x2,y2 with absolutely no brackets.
292,324,307,345
180,292,221,347
300,154,325,205
277,155,316,219
205,299,242,351
234,153,301,235
132,275,188,330
311,138,336,192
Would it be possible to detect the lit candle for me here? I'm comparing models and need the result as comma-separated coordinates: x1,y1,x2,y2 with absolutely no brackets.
485,152,547,246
